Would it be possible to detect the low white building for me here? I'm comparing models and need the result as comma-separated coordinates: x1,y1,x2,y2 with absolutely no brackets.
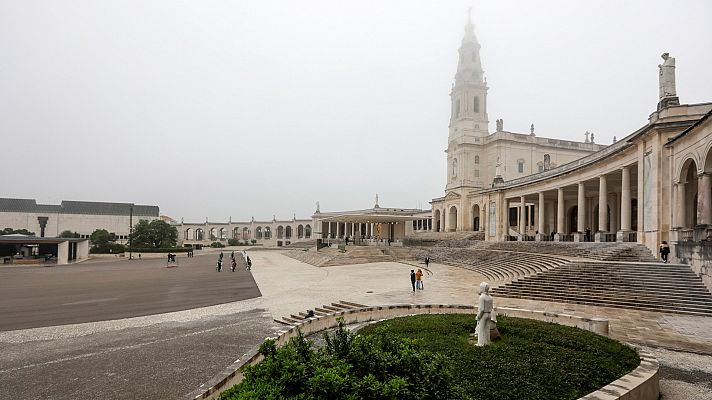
0,198,159,243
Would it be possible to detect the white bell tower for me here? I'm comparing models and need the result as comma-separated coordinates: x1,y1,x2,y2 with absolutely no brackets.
446,10,489,191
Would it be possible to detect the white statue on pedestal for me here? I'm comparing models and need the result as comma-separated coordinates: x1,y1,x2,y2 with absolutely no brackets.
658,53,676,99
475,281,495,346
495,157,502,178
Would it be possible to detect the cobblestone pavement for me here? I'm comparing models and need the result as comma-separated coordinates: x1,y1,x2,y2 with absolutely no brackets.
2,250,711,399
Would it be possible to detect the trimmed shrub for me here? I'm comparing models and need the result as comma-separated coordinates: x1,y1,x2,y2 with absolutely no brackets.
227,239,240,246
126,247,190,253
210,241,225,248
90,242,126,254
359,314,640,400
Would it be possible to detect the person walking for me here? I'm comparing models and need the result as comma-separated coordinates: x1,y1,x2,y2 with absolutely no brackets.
217,259,222,272
231,251,234,260
425,256,430,268
416,269,424,290
246,256,252,271
410,270,416,292
231,258,237,272
660,241,670,263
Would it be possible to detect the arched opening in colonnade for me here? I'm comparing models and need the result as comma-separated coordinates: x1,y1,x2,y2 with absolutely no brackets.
242,227,250,240
680,159,699,228
297,225,304,238
285,226,292,239
472,204,480,231
448,206,458,232
255,227,263,239
434,209,441,232
219,228,226,240
196,229,204,241
184,228,192,240
233,227,239,239
264,227,272,239
277,226,284,239
209,228,217,241
305,225,312,238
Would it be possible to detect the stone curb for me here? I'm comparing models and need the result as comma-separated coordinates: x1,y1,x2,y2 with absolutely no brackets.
190,303,658,400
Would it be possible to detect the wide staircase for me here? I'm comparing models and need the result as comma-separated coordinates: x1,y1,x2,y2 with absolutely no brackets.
470,241,659,262
492,261,712,316
405,247,569,283
285,247,396,267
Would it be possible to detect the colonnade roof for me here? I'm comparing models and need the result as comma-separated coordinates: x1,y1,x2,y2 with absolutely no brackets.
474,118,687,196
319,214,417,223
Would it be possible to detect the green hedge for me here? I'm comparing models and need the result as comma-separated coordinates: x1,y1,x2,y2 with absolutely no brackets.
359,314,640,400
127,247,190,253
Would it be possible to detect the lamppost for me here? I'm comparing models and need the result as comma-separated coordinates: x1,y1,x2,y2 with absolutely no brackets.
129,205,133,260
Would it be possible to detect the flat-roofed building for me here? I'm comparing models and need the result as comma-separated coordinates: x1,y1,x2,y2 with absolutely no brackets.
0,198,159,243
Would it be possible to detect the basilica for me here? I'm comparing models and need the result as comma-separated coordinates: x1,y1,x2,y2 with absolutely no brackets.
430,17,712,286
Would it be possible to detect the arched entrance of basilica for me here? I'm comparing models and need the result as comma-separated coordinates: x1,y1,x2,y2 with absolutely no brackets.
448,206,458,232
433,209,441,232
472,204,480,231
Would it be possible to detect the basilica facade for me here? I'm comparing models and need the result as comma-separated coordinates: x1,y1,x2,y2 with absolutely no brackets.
430,18,712,286
431,16,606,232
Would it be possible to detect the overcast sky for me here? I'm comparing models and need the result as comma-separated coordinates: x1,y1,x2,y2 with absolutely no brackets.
1,1,710,222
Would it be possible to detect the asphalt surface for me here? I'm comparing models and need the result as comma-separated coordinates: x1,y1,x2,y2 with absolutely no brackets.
0,252,276,400
0,253,261,331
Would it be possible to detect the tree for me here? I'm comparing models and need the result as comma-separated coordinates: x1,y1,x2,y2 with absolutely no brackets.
90,229,112,247
58,230,80,238
129,219,177,248
88,229,125,254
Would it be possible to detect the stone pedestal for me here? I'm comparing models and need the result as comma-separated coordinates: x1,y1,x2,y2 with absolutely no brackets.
554,233,566,242
518,235,526,241
657,96,680,111
594,232,608,242
573,233,586,242
535,234,547,241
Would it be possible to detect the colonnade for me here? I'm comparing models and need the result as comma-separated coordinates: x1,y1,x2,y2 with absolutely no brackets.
323,221,378,239
504,165,637,242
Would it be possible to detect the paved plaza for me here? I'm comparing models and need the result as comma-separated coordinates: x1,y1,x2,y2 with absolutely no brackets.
1,250,711,399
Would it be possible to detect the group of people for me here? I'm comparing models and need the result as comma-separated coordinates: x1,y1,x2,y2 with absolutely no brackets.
186,249,195,257
216,251,252,272
409,257,430,292
410,268,425,292
166,253,177,263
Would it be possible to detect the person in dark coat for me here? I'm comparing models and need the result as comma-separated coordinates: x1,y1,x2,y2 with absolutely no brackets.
410,270,416,292
660,241,670,263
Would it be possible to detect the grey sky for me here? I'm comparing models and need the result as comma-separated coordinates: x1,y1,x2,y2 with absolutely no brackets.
1,1,710,222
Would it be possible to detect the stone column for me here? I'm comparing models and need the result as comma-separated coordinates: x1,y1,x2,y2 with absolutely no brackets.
536,192,545,240
596,175,608,241
676,182,686,228
574,183,586,241
519,195,526,239
328,222,332,238
620,167,632,233
503,199,510,239
556,188,565,238
480,205,486,232
698,173,712,226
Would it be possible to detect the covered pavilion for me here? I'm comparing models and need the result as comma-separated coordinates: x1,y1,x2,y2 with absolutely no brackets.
0,235,89,265
313,202,431,246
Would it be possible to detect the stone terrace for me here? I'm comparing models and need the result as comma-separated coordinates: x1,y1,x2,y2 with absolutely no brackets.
468,241,659,262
